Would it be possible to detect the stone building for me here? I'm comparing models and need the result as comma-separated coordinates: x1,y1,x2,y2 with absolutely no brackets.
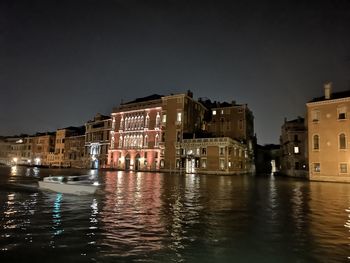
50,127,85,167
199,99,255,173
179,137,248,174
307,83,350,182
108,91,254,174
280,117,308,178
31,132,56,166
85,114,111,169
109,94,164,170
64,134,87,168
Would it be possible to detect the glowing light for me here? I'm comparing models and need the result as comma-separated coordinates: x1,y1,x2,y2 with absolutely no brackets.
13,157,18,163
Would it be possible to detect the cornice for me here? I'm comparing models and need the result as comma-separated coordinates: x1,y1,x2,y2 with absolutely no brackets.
307,97,350,107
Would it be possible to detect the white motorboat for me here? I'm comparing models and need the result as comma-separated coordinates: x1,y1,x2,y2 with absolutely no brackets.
38,175,99,195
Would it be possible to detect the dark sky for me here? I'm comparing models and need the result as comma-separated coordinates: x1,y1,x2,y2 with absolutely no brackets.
1,0,350,144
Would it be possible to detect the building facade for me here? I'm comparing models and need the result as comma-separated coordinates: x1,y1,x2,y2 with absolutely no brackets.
108,91,255,174
108,94,164,171
64,134,87,168
85,114,111,169
307,83,350,182
179,137,248,174
280,117,308,178
32,133,56,166
50,127,85,167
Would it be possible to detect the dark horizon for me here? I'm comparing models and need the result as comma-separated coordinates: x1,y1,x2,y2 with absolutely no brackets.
1,0,350,144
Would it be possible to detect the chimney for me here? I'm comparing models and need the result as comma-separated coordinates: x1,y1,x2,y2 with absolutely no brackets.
324,82,332,99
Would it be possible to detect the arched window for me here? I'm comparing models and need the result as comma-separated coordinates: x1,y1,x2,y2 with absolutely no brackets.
313,134,319,150
120,117,124,130
145,114,150,128
119,136,123,148
339,133,346,149
144,135,148,147
156,112,160,128
155,134,159,147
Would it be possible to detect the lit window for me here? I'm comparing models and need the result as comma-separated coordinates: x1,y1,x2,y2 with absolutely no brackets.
294,146,299,154
313,163,320,172
162,114,166,123
156,113,160,127
221,109,224,114
340,163,348,173
220,159,225,169
177,112,182,122
339,133,346,149
212,110,216,115
201,159,207,168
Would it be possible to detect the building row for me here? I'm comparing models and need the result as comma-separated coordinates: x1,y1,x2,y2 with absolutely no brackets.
280,83,350,182
0,91,256,175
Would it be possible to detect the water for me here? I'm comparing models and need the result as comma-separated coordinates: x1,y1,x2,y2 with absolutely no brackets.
0,166,349,263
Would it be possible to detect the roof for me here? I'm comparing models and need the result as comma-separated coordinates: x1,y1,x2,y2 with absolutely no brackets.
309,90,350,102
123,94,163,105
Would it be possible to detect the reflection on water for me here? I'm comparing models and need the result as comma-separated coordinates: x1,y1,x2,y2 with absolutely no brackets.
52,193,63,238
1,166,350,262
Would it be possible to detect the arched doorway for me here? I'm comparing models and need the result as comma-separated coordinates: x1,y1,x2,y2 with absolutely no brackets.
125,154,131,170
135,154,141,171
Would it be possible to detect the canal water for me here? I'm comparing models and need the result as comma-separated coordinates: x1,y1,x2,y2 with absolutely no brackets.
0,166,349,263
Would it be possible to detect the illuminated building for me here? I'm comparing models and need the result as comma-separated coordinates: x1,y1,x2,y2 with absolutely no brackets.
307,83,350,182
280,117,307,177
108,94,164,171
199,99,255,173
85,113,111,169
178,137,248,174
108,91,253,174
32,132,55,166
50,126,86,167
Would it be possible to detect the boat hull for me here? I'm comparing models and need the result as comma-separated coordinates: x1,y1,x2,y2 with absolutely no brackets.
38,181,97,195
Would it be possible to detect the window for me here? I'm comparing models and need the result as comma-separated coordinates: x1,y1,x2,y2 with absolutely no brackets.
312,110,320,122
313,135,319,150
295,162,300,170
220,159,225,169
144,135,148,147
212,110,216,115
177,112,182,122
162,114,166,123
340,133,346,149
156,112,160,128
294,146,299,154
340,163,348,173
219,147,225,155
313,163,320,172
201,147,207,155
294,135,298,141
201,159,207,168
338,106,347,120
155,134,159,147
145,114,150,128
221,109,224,115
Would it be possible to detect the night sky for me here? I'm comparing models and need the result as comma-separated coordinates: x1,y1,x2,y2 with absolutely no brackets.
1,0,350,144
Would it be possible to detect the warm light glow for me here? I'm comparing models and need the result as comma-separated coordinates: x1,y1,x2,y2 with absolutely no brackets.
13,157,18,163
294,146,299,154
